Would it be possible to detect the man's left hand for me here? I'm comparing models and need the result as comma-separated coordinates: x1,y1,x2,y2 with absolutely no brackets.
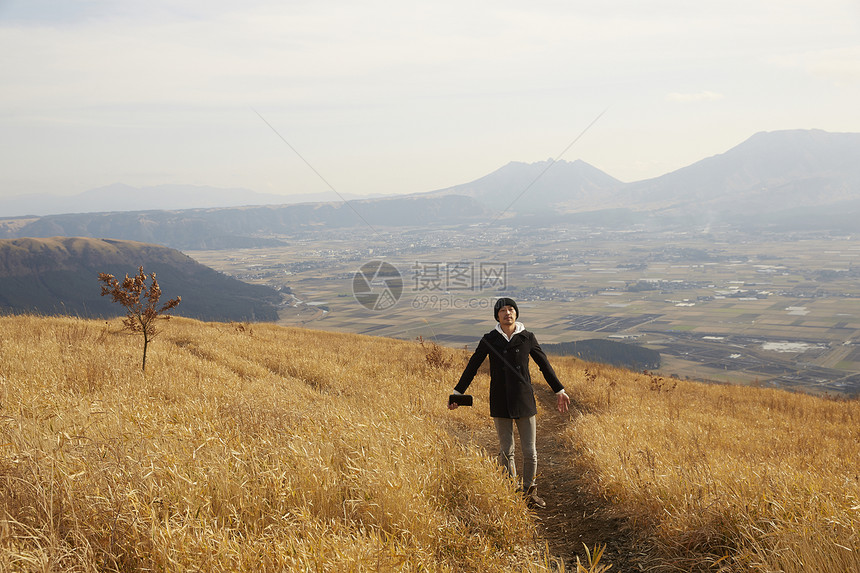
557,391,570,413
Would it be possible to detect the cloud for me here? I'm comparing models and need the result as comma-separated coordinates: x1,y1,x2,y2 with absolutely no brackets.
665,91,725,103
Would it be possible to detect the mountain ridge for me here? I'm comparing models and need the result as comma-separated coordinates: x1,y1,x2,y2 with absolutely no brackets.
614,129,860,213
0,237,283,321
1,129,858,247
0,183,387,218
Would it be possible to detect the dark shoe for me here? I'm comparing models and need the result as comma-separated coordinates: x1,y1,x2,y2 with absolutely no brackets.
525,486,546,509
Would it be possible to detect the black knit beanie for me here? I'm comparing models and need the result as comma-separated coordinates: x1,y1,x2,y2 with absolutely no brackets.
494,297,519,321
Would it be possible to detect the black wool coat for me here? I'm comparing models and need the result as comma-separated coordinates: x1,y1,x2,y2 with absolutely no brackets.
454,328,564,419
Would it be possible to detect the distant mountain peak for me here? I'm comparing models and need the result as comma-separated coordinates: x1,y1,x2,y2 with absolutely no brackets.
2,128,860,240
420,158,622,214
615,128,860,220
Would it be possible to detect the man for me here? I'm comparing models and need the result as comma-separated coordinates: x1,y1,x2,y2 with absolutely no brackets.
449,297,570,509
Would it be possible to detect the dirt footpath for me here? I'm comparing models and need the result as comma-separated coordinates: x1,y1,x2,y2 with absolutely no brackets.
531,403,650,571
464,387,663,570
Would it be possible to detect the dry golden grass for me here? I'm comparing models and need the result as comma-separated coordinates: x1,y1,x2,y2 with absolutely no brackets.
2,314,858,572
0,315,562,572
559,363,860,572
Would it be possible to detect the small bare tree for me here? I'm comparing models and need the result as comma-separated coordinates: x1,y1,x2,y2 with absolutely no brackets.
98,266,181,372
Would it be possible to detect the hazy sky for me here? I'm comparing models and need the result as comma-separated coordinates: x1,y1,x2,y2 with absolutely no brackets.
2,0,859,199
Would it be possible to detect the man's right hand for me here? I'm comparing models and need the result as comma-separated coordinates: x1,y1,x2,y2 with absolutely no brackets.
447,401,459,410
557,390,571,413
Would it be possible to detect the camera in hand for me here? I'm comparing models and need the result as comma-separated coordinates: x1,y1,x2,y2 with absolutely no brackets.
449,394,473,406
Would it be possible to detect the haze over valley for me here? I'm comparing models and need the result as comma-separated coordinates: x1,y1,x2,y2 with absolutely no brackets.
187,224,860,397
3,129,860,247
3,129,860,395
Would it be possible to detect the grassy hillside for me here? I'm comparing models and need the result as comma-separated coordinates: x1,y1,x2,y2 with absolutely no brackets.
0,237,282,322
564,368,860,571
0,315,858,571
0,315,549,572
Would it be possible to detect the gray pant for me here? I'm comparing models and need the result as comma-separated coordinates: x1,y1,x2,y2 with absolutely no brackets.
493,416,537,490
